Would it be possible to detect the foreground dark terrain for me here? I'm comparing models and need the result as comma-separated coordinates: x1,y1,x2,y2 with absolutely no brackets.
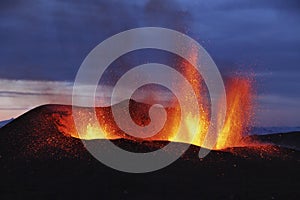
0,104,299,199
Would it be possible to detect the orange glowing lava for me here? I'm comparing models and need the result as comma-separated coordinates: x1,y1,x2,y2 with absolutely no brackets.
167,48,254,149
58,55,255,150
215,77,254,149
166,76,254,150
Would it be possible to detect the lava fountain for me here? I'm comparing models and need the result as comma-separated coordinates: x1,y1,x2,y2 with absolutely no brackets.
58,55,254,150
167,47,254,149
215,77,254,149
58,76,254,150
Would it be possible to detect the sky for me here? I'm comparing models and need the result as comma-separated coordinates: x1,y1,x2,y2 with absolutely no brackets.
0,0,300,127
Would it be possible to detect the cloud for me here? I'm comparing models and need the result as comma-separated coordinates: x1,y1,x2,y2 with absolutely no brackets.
0,0,299,126
0,79,174,120
0,0,190,81
213,0,300,13
0,79,111,120
0,0,299,79
255,94,300,126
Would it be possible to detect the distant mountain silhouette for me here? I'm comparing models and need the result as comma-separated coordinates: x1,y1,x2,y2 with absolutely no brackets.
0,118,14,128
246,132,300,151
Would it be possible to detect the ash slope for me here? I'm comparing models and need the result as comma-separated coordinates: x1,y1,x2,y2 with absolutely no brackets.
0,103,299,160
0,103,299,199
247,132,300,151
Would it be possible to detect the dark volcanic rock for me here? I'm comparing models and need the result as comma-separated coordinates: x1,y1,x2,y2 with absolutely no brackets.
247,132,300,150
0,105,88,160
0,104,299,199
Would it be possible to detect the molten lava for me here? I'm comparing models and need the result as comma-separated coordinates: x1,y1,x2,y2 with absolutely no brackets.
59,75,254,150
58,52,254,150
215,77,254,149
175,48,210,148
167,48,254,149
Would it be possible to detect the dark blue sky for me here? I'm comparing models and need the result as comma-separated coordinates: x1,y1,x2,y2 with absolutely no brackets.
0,0,299,126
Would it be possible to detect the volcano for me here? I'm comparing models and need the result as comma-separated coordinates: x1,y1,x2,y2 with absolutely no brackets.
0,101,299,199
